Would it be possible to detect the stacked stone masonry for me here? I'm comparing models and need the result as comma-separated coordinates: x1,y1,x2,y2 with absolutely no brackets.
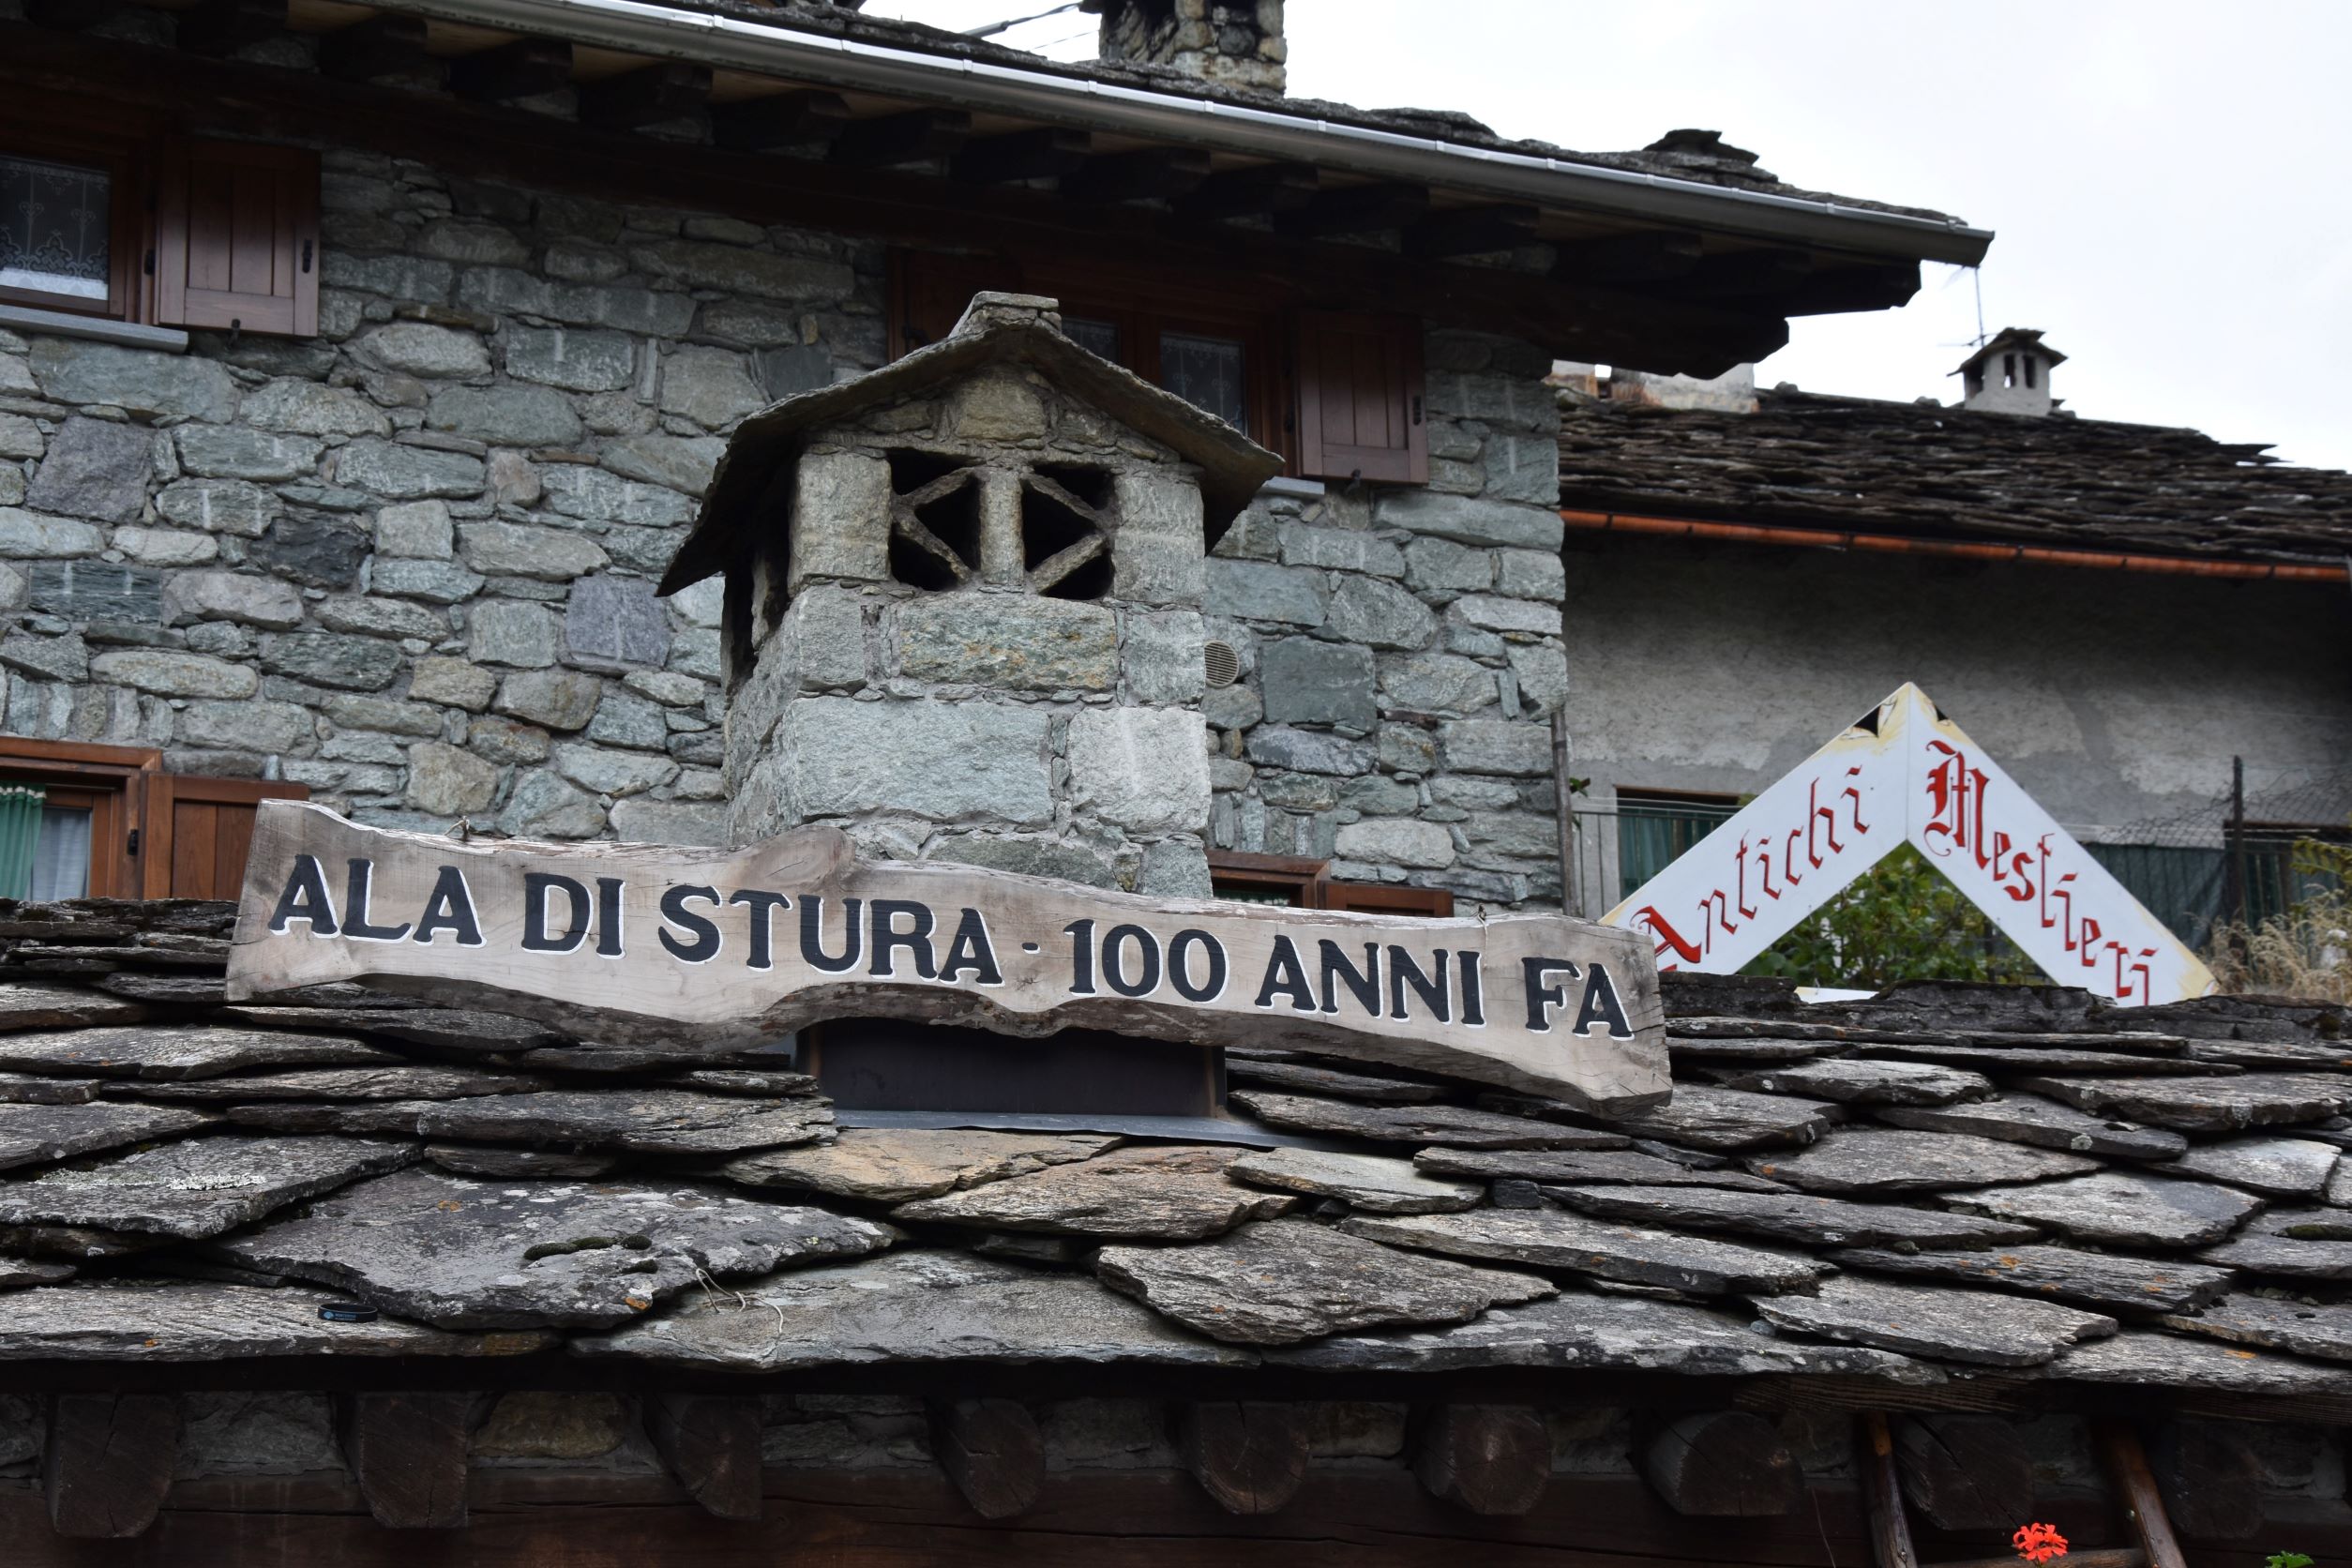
1203,329,1569,911
0,146,888,850
0,144,1569,911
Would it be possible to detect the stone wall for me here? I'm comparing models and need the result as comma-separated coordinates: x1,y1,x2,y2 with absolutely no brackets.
1201,328,1569,912
0,143,885,847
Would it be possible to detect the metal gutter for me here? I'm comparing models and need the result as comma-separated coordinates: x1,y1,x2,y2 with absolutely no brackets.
1560,508,2350,583
367,0,1994,266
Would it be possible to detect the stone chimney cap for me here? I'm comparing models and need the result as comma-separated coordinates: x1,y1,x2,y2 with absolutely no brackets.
658,292,1283,597
952,292,1064,335
1952,326,2067,379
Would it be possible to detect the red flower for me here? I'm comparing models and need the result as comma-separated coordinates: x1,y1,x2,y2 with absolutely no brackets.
2013,1522,2069,1563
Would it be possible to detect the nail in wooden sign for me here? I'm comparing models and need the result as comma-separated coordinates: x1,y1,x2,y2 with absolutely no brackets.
226,802,1669,1109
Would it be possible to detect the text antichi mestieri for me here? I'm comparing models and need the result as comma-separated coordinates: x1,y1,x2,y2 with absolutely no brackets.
265,852,1636,1039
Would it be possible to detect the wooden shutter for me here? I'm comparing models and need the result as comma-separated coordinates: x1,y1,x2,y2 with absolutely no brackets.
1317,880,1455,917
154,141,321,338
1293,310,1427,484
140,776,309,900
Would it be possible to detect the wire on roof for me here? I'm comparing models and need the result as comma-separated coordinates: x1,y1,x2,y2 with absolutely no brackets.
963,1,1085,38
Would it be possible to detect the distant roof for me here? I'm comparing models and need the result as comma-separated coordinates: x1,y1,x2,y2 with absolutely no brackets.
1558,386,2352,566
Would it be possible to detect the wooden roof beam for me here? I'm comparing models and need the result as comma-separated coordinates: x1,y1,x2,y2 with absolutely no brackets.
1658,247,1814,301
1637,1410,1802,1516
448,37,573,104
929,1397,1043,1520
1173,1401,1310,1515
1414,1404,1548,1516
43,1393,179,1540
1405,203,1540,258
953,126,1093,185
1555,229,1704,286
317,14,442,90
832,108,972,169
1275,180,1430,239
340,1391,472,1530
1176,160,1319,220
174,0,285,56
578,60,713,132
646,1394,764,1522
1063,144,1213,204
712,89,852,152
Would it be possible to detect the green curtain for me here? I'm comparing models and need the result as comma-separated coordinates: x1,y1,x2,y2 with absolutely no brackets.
0,782,45,900
1617,800,1737,900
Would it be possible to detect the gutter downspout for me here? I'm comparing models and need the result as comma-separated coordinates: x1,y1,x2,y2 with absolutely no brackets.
1560,508,2350,584
365,0,1994,266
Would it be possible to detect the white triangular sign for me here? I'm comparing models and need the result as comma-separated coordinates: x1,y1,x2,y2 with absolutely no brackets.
1601,684,2217,1005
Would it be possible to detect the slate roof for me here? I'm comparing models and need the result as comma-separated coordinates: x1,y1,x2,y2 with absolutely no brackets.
6,897,2352,1407
1558,386,2352,565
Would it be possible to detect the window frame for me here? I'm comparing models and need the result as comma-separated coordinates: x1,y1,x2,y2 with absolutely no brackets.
1613,786,1741,900
1207,849,1455,916
0,123,148,324
0,739,162,898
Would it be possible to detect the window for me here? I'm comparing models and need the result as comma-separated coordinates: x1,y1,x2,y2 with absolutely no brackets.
1208,851,1455,916
0,98,320,337
2086,843,2226,948
890,251,1429,485
1615,788,1740,899
0,739,309,900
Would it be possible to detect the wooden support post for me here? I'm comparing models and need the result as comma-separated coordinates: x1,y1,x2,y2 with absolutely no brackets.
1413,1404,1548,1517
712,90,852,152
2146,1418,2264,1542
578,62,713,132
928,1398,1042,1520
2094,1421,2188,1568
1893,1414,2034,1532
43,1394,180,1539
645,1394,764,1521
1857,1412,1921,1568
832,110,972,170
448,38,574,105
340,1392,472,1530
1172,1402,1310,1515
316,14,439,88
1637,1410,1801,1516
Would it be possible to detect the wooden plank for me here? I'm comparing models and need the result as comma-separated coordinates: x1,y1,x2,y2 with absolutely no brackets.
224,802,1667,1108
1063,146,1213,204
1856,1412,1920,1568
43,1393,179,1539
172,798,219,900
340,1392,472,1529
1173,1402,1310,1515
173,0,286,55
1413,1404,1549,1517
1636,1410,1800,1516
928,1397,1043,1520
1175,161,1319,220
645,1394,764,1521
952,127,1093,186
1275,181,1430,239
1405,204,1539,259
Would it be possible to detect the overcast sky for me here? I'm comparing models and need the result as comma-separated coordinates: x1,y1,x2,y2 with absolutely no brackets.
869,0,2352,470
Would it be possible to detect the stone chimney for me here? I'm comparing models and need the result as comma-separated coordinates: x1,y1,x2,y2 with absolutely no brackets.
657,293,1281,900
1083,0,1287,95
1953,327,2066,416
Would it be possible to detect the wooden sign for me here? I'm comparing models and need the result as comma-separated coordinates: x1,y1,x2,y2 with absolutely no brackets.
1605,683,2217,1004
226,803,1669,1110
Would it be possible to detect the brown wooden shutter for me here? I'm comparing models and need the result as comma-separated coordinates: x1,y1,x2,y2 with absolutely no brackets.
1292,310,1427,484
1315,880,1455,917
154,141,321,338
140,776,309,900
